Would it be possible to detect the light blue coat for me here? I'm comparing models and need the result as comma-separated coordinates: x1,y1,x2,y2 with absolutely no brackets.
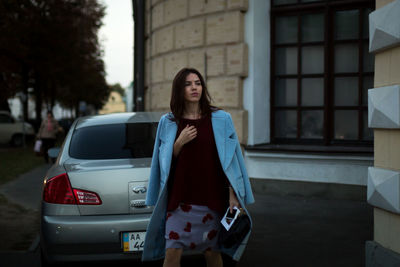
142,110,255,261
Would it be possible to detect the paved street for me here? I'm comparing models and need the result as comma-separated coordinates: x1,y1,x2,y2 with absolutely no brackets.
239,193,373,267
0,164,373,267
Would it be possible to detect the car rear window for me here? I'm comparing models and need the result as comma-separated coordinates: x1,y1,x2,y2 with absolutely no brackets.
69,123,158,159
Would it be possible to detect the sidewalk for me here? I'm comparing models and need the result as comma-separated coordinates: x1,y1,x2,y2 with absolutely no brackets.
0,164,50,267
0,164,51,211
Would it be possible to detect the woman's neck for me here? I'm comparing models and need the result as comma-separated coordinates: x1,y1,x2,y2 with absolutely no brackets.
183,103,201,119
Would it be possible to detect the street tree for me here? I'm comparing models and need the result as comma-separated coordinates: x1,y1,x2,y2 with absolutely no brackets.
0,0,110,121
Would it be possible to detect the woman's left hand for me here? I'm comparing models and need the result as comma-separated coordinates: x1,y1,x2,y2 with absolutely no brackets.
229,187,241,213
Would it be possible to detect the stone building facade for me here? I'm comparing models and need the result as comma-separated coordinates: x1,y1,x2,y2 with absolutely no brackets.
365,0,400,265
142,0,376,190
141,0,400,264
144,0,249,143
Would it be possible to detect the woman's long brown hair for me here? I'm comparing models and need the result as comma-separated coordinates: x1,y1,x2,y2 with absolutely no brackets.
169,68,217,122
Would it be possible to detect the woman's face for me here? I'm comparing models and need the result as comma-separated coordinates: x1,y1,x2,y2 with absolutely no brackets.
183,73,202,105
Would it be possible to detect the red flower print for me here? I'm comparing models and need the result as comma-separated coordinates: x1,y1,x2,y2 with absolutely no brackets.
202,213,214,223
169,231,180,240
180,203,192,212
166,213,172,221
190,242,196,250
184,222,192,232
207,229,217,240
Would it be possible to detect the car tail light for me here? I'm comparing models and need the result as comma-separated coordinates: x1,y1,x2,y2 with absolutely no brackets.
43,173,102,205
43,173,76,204
73,189,102,205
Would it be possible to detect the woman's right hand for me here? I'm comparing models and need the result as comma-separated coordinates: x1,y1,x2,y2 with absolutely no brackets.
173,125,197,157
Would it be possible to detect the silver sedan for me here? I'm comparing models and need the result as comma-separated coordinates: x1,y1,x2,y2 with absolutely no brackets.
40,112,162,264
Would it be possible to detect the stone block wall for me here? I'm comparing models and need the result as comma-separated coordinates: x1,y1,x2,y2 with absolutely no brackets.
366,0,400,265
144,0,249,143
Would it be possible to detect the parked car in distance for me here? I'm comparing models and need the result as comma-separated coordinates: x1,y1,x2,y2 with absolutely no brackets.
40,112,162,264
0,111,35,146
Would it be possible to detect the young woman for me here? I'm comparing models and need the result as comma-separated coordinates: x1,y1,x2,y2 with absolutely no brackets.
142,68,254,267
37,111,63,163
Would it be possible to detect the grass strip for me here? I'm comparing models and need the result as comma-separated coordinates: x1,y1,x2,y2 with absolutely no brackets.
0,144,44,185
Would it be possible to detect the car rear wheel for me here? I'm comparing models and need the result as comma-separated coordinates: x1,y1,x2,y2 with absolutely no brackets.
11,134,23,147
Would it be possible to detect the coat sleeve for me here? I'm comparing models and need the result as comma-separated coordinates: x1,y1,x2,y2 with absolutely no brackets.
227,113,255,205
145,115,164,206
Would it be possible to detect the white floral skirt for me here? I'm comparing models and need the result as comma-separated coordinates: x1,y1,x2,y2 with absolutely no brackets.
165,203,221,251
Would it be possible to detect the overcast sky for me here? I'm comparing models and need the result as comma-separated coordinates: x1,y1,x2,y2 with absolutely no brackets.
99,0,133,88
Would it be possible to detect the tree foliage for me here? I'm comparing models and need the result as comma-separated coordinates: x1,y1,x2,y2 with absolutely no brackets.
110,83,126,97
0,0,110,119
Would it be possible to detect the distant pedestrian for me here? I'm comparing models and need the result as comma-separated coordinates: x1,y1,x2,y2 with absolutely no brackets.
142,68,255,266
37,111,62,163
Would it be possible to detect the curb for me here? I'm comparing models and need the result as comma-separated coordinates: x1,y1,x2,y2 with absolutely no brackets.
29,234,40,252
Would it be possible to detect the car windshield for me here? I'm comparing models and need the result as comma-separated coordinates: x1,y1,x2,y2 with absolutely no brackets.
69,122,158,159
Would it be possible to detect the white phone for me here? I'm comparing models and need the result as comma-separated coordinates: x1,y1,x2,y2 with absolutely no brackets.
221,206,240,230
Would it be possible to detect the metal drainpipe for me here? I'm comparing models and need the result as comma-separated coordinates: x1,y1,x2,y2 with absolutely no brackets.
132,0,145,111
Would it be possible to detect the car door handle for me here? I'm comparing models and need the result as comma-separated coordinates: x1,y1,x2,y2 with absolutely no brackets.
132,186,147,194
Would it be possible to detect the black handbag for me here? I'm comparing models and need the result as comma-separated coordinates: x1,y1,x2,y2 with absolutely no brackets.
219,209,251,249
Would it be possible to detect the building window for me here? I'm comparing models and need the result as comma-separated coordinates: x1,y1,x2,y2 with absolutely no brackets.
271,0,374,146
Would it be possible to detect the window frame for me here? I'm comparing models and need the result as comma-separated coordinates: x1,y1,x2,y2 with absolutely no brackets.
270,0,375,147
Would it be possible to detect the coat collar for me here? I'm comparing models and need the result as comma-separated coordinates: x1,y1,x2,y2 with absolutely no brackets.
164,116,177,142
211,112,236,170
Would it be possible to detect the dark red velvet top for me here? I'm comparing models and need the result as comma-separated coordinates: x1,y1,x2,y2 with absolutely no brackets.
167,114,229,214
